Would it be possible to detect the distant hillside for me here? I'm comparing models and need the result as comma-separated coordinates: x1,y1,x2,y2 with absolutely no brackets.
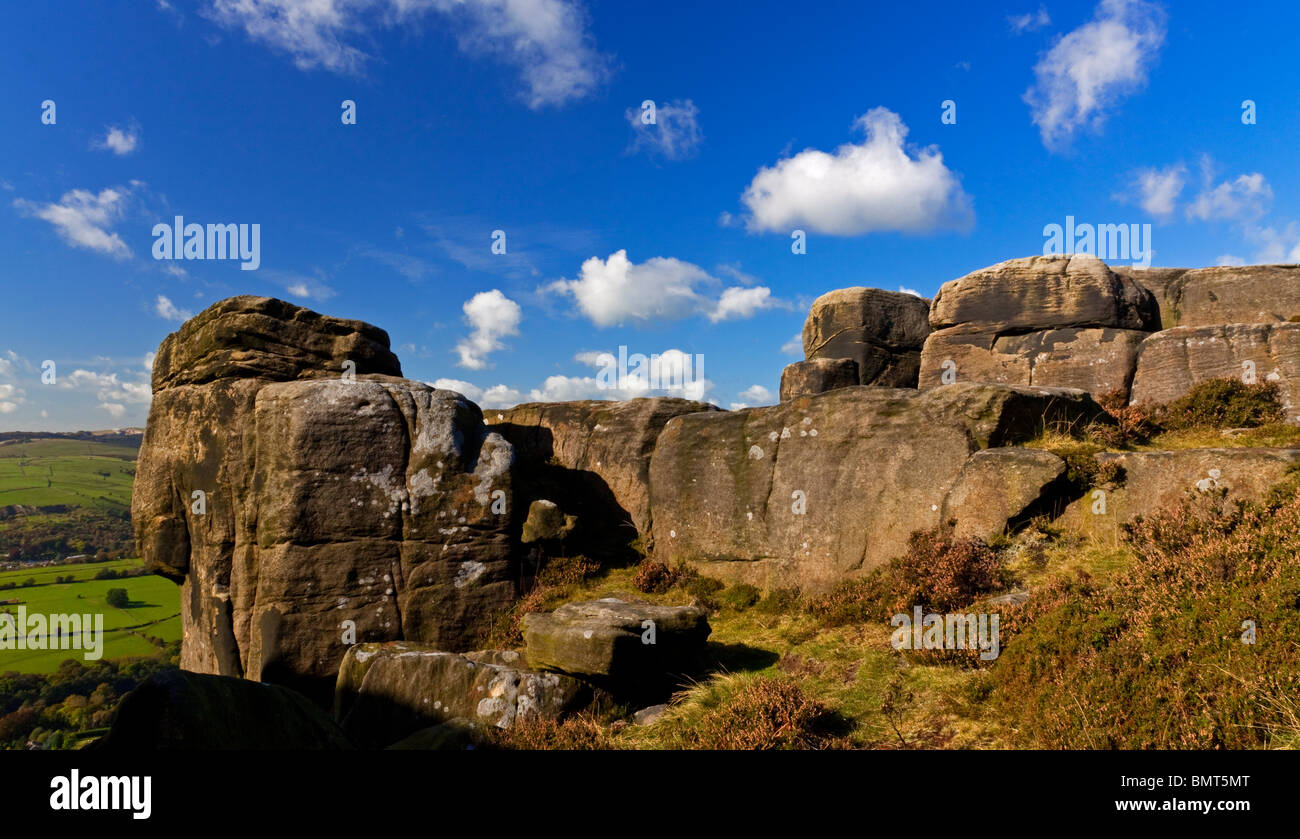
0,429,143,447
0,436,137,562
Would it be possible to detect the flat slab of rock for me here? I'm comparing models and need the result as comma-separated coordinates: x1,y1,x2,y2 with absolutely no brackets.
1129,323,1300,421
780,358,859,401
1118,265,1300,328
151,295,401,390
930,255,1158,333
1059,447,1300,538
940,448,1067,540
920,327,1147,398
802,287,931,386
522,598,710,690
334,643,591,748
93,670,353,750
649,383,1105,590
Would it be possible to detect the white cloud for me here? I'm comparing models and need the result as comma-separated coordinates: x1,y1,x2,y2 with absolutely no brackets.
626,99,702,160
1009,6,1051,33
100,403,127,419
440,347,712,409
898,286,923,297
455,289,521,369
781,334,803,356
1133,164,1185,219
205,0,610,108
94,124,140,155
155,295,193,322
62,370,152,405
710,286,774,322
1247,223,1300,264
737,384,772,404
1187,172,1272,223
1024,0,1166,150
13,187,132,259
0,383,25,414
740,107,973,236
1216,254,1246,267
547,250,776,327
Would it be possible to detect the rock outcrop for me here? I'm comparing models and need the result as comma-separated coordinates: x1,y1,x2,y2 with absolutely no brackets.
779,357,859,401
1128,323,1300,421
939,448,1068,540
93,670,353,750
796,287,931,391
522,598,710,698
1059,448,1300,538
334,643,591,748
1118,265,1300,328
486,398,715,555
134,297,523,700
648,383,1105,590
919,256,1157,399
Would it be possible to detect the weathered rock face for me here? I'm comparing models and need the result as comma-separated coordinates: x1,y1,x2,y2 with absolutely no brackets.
1128,323,1300,421
929,255,1158,334
648,383,1105,591
919,327,1147,395
486,398,716,555
779,358,859,401
334,643,590,748
802,288,931,387
920,256,1158,399
939,449,1068,540
151,296,402,390
1118,265,1300,329
522,598,710,699
93,670,353,750
134,297,523,700
1059,448,1300,539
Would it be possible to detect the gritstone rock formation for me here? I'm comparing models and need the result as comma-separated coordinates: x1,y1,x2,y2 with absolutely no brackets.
134,296,522,700
918,255,1158,400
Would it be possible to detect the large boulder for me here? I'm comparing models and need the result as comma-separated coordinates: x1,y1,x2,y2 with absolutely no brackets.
334,643,591,748
919,327,1148,396
929,255,1158,333
486,398,716,555
779,358,859,401
920,256,1158,399
648,383,1106,591
522,598,710,698
939,448,1068,540
92,670,352,750
1059,448,1300,539
151,296,401,390
1117,265,1300,328
134,298,524,701
802,288,931,387
1128,323,1300,421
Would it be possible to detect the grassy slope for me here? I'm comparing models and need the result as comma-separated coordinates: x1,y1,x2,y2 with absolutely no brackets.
0,438,136,512
0,558,180,674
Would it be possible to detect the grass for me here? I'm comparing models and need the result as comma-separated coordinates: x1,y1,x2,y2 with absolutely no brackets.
0,558,180,674
523,565,1017,749
0,438,136,512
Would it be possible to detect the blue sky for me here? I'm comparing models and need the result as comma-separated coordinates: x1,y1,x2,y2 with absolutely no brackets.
2,0,1299,430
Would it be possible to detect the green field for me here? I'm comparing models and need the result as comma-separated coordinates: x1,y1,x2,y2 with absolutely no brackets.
0,558,179,674
0,438,136,512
